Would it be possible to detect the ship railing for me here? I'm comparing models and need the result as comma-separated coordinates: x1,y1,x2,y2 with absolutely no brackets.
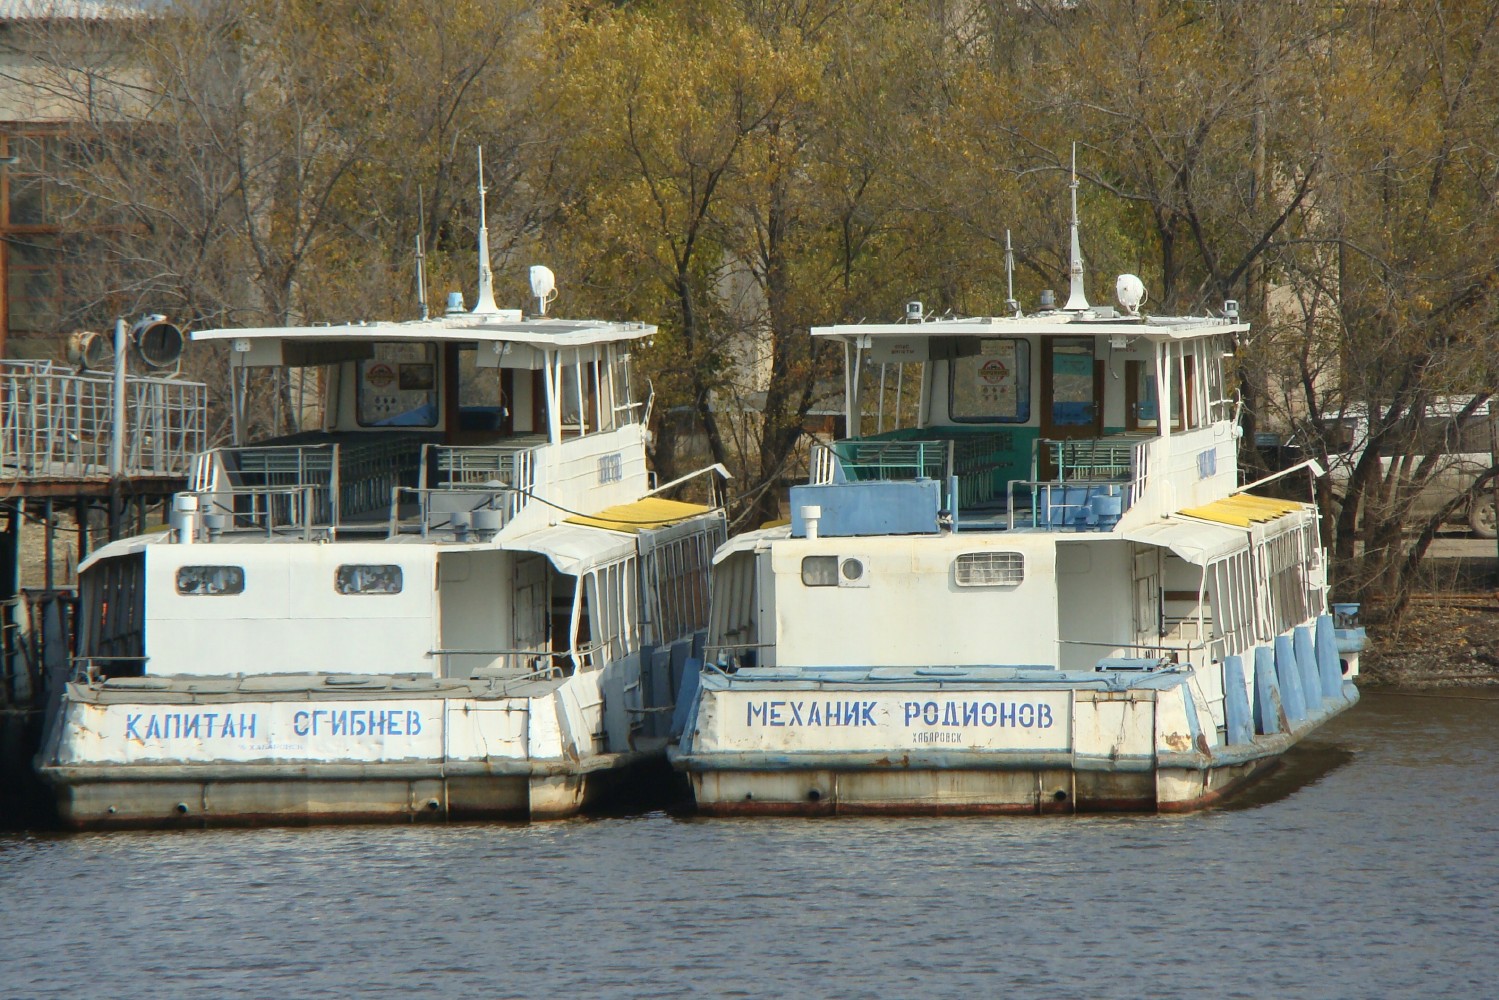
812,438,951,484
704,641,776,673
1007,433,1151,531
809,438,957,511
811,431,1026,513
70,654,150,683
421,441,542,495
0,360,207,480
1058,636,1213,664
570,637,625,673
197,436,438,532
203,444,339,527
1010,479,1133,531
339,435,427,518
387,485,518,538
195,485,325,539
428,647,561,681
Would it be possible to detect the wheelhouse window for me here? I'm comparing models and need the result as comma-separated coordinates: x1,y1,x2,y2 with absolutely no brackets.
335,564,403,595
357,343,437,427
1126,360,1185,432
950,339,1030,422
175,565,245,596
455,345,507,433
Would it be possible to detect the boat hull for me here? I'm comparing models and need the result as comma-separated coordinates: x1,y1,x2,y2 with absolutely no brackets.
34,657,694,829
672,631,1360,816
681,754,1290,816
43,752,675,829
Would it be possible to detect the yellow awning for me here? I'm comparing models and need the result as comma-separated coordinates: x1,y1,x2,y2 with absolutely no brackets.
1177,493,1309,528
565,497,712,533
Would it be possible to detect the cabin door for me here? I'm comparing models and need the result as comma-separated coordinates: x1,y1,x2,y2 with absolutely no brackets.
1039,338,1104,478
512,554,550,657
1132,545,1162,654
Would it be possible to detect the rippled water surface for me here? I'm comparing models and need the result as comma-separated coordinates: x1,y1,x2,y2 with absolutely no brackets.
3,691,1497,999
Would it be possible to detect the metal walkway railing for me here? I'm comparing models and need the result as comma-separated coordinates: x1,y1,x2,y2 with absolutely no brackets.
0,360,207,481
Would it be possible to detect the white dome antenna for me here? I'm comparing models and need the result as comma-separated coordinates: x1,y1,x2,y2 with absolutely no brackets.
471,147,500,316
529,265,557,316
1063,142,1089,312
1115,273,1146,317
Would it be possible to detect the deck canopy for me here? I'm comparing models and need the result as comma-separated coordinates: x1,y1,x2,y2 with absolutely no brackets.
564,498,713,533
1121,517,1249,566
1124,494,1316,565
811,312,1249,344
193,316,656,351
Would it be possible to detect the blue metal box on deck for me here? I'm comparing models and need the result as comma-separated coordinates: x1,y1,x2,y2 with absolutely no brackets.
789,480,941,537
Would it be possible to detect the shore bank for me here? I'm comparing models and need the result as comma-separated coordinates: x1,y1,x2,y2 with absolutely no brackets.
1361,540,1499,688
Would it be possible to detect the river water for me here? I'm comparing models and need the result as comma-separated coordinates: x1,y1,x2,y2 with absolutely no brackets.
2,691,1496,999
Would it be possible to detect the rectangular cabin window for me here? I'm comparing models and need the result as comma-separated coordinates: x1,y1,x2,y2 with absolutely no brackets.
954,551,1024,587
612,350,640,426
335,564,404,595
950,339,1031,422
176,565,245,596
356,343,437,427
456,346,506,433
1126,360,1184,432
801,555,838,586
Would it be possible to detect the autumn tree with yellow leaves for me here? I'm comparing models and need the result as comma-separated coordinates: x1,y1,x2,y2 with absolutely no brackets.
14,0,1498,611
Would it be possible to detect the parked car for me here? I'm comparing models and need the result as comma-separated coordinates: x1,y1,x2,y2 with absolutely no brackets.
1315,398,1497,539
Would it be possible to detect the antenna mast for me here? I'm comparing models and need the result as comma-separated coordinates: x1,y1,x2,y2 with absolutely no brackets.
415,185,429,321
472,147,500,316
1005,230,1019,316
1063,142,1089,311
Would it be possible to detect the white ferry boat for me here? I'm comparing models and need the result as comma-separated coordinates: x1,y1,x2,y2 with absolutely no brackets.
37,183,724,828
671,180,1363,815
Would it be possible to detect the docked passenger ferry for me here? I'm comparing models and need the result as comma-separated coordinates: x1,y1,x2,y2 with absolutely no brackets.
37,203,724,828
671,191,1363,815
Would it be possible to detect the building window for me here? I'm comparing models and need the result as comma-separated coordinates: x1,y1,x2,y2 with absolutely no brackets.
336,564,403,595
175,565,246,596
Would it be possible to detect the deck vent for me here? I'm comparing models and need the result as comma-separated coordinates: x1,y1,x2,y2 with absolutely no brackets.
954,551,1024,587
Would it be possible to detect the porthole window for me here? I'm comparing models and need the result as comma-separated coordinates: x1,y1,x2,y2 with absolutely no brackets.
175,565,245,596
801,555,837,587
335,564,403,595
954,551,1024,587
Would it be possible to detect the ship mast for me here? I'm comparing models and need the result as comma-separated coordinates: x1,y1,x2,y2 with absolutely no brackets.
472,147,500,316
1063,142,1089,312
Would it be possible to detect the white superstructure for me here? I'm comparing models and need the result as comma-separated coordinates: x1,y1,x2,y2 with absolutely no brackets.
672,289,1362,815
38,294,725,828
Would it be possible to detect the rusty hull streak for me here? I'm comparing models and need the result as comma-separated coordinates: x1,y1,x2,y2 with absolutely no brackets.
1162,731,1193,753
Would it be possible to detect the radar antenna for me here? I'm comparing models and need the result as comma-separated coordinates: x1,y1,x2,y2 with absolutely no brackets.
472,147,500,316
1063,142,1089,312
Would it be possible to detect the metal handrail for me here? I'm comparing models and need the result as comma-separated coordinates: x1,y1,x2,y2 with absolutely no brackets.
0,360,207,480
388,484,521,538
195,486,322,540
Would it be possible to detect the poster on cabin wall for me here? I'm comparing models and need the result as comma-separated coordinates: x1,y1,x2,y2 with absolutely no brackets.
974,339,1020,418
